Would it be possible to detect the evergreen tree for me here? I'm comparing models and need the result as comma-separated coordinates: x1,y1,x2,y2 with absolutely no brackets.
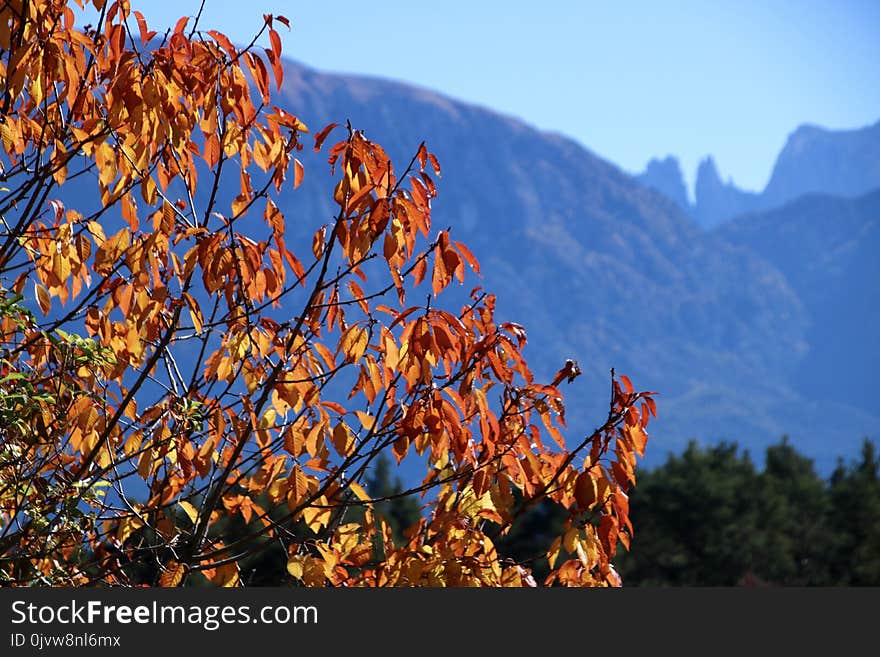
365,455,423,546
827,440,880,585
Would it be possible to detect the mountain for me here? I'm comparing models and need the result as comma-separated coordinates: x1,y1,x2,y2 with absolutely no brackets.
762,121,880,208
639,119,880,228
272,61,877,472
636,156,690,211
693,156,761,228
716,190,880,413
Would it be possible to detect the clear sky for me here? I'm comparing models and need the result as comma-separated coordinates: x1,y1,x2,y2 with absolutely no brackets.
88,1,880,199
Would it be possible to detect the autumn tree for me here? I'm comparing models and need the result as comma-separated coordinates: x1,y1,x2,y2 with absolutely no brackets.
0,0,655,587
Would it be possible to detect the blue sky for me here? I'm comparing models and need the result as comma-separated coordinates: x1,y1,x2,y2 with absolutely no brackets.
89,1,880,199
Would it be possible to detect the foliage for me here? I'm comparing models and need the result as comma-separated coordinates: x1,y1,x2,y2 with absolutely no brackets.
0,0,655,587
826,441,880,585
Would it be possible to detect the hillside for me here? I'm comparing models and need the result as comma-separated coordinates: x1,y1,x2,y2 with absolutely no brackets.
717,190,880,412
269,61,878,471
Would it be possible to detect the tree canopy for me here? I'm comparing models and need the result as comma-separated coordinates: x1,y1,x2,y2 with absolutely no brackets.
614,437,880,586
0,0,655,587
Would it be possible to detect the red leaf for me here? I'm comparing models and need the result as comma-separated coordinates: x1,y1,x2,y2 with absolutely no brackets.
314,123,340,152
208,30,237,58
599,515,618,557
173,16,189,36
265,48,284,91
428,153,441,176
389,306,419,329
269,28,282,61
551,359,581,386
133,10,150,44
321,400,346,415
454,240,480,275
244,52,270,104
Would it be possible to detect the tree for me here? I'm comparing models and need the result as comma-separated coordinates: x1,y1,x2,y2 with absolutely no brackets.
610,437,869,586
0,0,655,587
363,454,422,547
827,440,880,585
611,441,763,586
751,436,832,585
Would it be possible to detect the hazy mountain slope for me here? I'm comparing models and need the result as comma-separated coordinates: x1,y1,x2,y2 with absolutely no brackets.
273,61,876,471
717,190,880,412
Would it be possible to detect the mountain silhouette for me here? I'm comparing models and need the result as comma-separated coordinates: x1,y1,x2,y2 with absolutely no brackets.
638,119,880,228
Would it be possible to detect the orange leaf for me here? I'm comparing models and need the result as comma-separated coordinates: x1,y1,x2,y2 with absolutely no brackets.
454,240,481,275
293,158,304,189
203,132,221,168
431,247,448,297
208,30,237,58
244,52,270,104
159,560,186,587
173,16,189,36
182,292,203,333
574,471,597,509
132,11,155,44
331,422,354,457
314,123,340,152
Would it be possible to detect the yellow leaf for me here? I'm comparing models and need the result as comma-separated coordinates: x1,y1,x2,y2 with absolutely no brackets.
116,515,144,543
178,500,199,524
209,562,240,587
87,221,106,243
286,557,304,580
159,560,186,587
0,121,14,152
354,411,376,432
547,536,562,570
182,292,203,333
34,282,50,315
348,481,371,502
260,409,276,429
331,422,354,457
302,504,331,532
286,556,326,586
339,325,368,363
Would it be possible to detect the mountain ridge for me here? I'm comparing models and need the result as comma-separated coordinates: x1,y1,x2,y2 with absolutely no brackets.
636,118,880,228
